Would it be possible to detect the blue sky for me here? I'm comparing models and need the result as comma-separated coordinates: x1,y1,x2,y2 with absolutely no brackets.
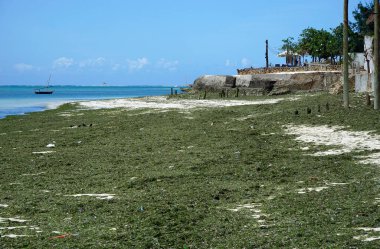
0,0,366,85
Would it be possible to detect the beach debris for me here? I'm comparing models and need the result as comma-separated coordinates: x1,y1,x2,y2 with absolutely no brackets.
49,234,72,239
46,143,55,148
0,204,9,208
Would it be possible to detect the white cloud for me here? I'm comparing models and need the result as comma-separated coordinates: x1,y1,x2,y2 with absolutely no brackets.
79,57,106,68
127,57,149,71
112,63,121,71
156,58,179,71
53,57,74,69
241,58,250,67
14,63,34,72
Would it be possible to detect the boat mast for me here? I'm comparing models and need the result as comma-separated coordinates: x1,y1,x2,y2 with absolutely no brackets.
47,74,52,87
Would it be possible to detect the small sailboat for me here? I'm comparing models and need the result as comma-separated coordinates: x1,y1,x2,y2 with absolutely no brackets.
35,74,54,94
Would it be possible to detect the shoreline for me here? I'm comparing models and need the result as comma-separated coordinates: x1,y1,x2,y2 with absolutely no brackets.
0,85,182,119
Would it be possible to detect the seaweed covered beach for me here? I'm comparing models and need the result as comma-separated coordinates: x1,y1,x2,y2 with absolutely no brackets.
1,92,380,248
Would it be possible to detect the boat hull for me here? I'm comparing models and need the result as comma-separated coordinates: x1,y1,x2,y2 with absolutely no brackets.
35,90,54,94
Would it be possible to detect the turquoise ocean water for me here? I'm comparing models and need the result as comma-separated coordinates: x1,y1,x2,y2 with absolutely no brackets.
0,85,179,119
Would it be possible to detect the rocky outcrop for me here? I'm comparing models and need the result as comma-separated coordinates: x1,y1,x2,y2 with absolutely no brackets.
193,71,344,95
193,75,236,91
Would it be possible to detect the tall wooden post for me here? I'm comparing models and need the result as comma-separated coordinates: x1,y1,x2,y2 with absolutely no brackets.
375,0,380,109
343,0,349,108
265,40,269,68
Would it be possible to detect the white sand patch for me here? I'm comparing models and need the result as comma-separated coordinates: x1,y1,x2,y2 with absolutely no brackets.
285,125,380,165
354,235,380,242
58,112,72,117
79,96,299,111
357,152,380,165
357,227,380,232
325,182,349,186
32,151,55,154
46,143,55,148
227,203,262,213
22,172,46,176
227,203,268,220
1,234,31,238
0,204,8,208
297,187,329,194
0,226,28,230
65,194,115,200
0,217,29,223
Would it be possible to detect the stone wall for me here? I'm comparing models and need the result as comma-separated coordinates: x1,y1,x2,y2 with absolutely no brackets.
237,65,342,75
355,72,373,92
193,71,344,95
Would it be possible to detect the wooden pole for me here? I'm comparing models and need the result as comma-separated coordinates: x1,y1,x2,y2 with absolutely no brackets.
375,0,380,109
265,40,269,68
343,0,349,108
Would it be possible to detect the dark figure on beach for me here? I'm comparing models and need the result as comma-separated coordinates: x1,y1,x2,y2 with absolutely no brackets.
307,107,311,114
294,110,299,115
326,102,330,111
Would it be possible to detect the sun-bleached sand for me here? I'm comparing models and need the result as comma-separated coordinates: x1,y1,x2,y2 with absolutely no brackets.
284,124,380,165
79,96,299,110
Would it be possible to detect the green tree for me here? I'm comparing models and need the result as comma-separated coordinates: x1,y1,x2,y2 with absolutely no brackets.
281,37,297,53
352,1,374,36
298,28,332,62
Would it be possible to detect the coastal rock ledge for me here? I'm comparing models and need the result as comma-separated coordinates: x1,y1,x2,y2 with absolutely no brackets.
193,71,347,95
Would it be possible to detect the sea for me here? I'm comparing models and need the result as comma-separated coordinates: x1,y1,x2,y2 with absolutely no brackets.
0,85,181,119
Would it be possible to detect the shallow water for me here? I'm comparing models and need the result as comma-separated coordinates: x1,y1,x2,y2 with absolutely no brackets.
0,85,178,118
